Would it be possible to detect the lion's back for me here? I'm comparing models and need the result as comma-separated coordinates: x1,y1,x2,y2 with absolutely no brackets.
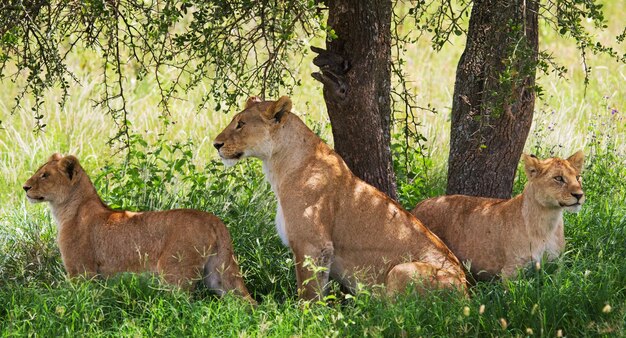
412,195,495,229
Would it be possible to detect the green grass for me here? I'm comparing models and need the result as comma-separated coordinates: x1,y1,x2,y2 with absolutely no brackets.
1,1,625,336
1,133,624,336
3,138,625,336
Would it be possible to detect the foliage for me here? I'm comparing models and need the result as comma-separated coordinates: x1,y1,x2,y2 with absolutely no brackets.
2,1,623,152
0,0,324,147
94,134,198,211
392,130,444,208
405,0,625,68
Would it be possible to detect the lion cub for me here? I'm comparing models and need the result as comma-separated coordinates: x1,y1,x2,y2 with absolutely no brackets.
411,152,585,281
24,153,253,302
213,96,466,300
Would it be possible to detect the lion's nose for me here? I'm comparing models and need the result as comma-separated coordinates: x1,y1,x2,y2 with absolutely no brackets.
23,185,31,192
571,193,583,201
213,142,224,150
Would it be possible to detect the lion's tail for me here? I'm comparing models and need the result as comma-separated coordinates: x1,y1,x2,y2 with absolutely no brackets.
202,220,256,304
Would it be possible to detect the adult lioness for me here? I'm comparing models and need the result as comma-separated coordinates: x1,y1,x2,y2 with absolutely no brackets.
411,152,585,281
213,96,466,300
24,154,253,302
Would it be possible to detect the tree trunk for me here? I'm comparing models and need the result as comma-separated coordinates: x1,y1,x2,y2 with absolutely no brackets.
312,0,396,200
447,0,539,199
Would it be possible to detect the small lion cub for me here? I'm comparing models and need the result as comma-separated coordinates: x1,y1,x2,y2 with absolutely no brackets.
411,151,585,281
24,153,253,302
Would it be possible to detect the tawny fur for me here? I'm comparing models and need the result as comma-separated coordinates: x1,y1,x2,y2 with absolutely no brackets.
411,152,585,281
24,154,253,302
213,96,466,300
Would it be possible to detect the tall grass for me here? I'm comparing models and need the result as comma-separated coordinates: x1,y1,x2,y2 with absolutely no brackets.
1,1,625,336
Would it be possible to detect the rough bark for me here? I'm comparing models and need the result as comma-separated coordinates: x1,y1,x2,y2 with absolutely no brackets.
447,0,539,199
312,0,396,200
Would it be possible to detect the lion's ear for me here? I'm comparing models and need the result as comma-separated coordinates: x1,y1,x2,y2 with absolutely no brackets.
245,96,263,109
263,96,292,122
566,150,584,173
522,153,541,179
59,155,80,180
48,153,63,162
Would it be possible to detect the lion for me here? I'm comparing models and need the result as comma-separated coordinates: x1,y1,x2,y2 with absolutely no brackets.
213,96,466,300
411,151,585,281
23,153,254,302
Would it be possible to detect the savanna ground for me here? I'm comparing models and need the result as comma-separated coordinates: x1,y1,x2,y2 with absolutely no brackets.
1,2,625,336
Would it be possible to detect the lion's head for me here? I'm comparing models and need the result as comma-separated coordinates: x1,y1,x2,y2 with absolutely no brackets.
522,151,585,212
213,96,293,167
23,153,82,205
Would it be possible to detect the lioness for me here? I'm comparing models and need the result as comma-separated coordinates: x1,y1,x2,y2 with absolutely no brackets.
24,153,253,302
411,151,585,281
213,96,466,300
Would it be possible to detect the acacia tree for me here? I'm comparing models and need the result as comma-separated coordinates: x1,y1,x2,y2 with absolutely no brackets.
0,0,399,198
0,1,324,144
1,0,622,200
445,0,623,198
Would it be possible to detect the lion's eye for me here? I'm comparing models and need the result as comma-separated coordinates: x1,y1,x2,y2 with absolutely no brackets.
41,172,49,179
576,175,581,182
236,120,245,129
554,176,564,183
